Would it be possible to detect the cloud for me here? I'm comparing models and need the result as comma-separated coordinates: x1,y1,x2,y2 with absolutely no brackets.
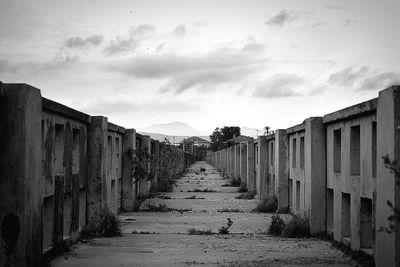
65,35,103,48
79,95,198,115
173,24,186,36
328,66,369,87
359,72,400,91
104,24,155,55
106,39,268,94
265,10,301,26
265,10,323,28
253,73,305,98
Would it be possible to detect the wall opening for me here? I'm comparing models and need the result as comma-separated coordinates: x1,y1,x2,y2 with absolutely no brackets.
111,180,116,202
289,179,293,209
107,136,112,177
270,142,274,166
360,198,373,249
333,129,341,173
63,192,72,238
372,122,377,178
79,189,86,230
341,193,351,239
42,196,54,250
296,181,300,211
292,138,297,168
300,137,304,169
72,129,80,175
350,125,360,176
55,124,64,175
327,189,334,230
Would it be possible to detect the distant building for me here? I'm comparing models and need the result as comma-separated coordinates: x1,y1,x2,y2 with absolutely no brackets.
181,136,210,160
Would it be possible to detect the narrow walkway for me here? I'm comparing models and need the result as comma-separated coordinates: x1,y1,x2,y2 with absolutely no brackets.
52,161,355,266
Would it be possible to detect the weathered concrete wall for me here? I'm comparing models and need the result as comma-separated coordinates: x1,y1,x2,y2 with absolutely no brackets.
206,85,400,266
0,83,42,267
0,82,196,266
375,86,400,267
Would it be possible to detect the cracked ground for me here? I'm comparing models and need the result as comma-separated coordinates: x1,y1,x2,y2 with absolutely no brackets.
51,161,356,266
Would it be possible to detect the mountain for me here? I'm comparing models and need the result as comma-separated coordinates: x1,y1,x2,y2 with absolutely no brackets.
137,121,209,136
138,132,210,144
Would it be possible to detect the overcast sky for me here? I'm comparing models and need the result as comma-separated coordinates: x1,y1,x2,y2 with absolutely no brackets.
1,0,399,134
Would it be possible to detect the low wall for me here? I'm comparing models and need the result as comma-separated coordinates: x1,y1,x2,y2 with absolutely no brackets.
0,82,196,266
206,85,400,267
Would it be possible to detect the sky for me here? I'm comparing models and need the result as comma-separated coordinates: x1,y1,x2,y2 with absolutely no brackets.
1,0,399,135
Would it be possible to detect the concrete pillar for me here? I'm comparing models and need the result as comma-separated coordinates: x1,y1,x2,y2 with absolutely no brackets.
240,142,247,186
0,83,42,266
275,129,289,209
121,129,136,211
87,116,108,228
304,117,326,233
139,135,151,196
375,86,400,267
257,136,268,199
234,144,241,183
247,139,255,192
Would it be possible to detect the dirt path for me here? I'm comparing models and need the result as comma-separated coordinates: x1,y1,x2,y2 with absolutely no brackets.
52,161,355,266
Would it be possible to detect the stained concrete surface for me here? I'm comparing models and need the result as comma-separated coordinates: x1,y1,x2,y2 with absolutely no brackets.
52,161,355,266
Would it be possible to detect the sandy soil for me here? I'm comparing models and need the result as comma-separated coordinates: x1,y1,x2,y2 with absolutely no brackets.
51,161,356,267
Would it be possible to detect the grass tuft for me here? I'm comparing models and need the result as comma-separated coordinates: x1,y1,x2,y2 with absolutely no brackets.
281,214,310,238
253,195,278,213
237,183,248,193
187,228,214,235
235,191,256,199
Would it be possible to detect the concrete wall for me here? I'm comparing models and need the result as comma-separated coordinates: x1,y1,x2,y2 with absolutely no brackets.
206,85,400,267
0,83,196,266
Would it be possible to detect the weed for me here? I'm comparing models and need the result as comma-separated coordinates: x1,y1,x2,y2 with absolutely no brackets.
188,188,217,193
277,206,291,214
253,195,278,213
187,228,214,235
238,183,248,193
184,195,197,199
331,240,375,267
131,230,154,234
218,218,233,234
159,195,172,199
281,214,310,238
200,167,206,172
81,211,121,238
268,213,286,236
230,179,241,187
235,191,256,199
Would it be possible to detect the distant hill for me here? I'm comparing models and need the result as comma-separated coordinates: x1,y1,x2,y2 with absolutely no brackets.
138,132,210,144
137,121,209,136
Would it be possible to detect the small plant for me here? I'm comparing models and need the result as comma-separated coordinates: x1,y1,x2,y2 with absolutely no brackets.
200,167,206,172
81,211,121,238
277,206,291,214
187,228,214,235
218,218,233,234
281,214,310,238
237,183,248,193
230,179,241,187
268,213,286,236
184,195,197,199
235,191,256,199
253,195,278,213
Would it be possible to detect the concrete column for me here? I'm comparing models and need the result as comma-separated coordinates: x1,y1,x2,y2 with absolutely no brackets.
257,136,268,199
247,139,255,192
375,86,400,267
121,129,136,211
275,129,289,209
0,83,42,266
240,142,247,186
87,116,108,228
304,117,326,233
139,135,151,196
234,144,241,183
